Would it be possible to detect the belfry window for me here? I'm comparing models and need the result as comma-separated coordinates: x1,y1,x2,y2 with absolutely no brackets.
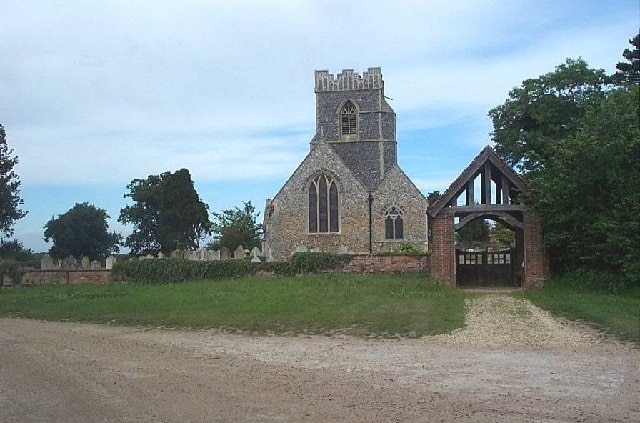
385,206,403,240
340,101,357,136
309,175,339,233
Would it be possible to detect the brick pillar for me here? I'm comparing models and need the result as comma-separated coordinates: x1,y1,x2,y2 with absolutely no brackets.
430,212,455,286
523,212,545,288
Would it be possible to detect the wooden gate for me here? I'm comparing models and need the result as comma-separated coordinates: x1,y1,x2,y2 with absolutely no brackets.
456,249,516,287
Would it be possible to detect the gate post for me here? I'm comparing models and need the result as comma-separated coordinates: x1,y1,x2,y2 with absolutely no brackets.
523,212,545,288
430,211,455,286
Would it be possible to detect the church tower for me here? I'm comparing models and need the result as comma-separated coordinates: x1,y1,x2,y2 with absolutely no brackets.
311,67,397,190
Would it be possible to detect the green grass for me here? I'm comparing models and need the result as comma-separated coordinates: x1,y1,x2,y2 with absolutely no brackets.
0,274,467,337
519,278,640,343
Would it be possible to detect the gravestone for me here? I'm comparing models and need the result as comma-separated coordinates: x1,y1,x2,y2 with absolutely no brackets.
81,256,90,270
172,249,184,259
338,245,350,254
63,255,77,270
211,250,221,261
294,245,308,253
233,245,245,259
91,260,101,270
41,254,54,270
220,247,230,260
106,256,117,270
251,247,261,263
157,251,164,259
266,248,275,263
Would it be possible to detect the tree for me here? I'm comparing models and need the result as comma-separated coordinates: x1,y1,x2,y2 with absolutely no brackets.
44,202,121,259
611,32,640,85
456,218,490,249
488,58,608,173
0,239,33,261
531,85,639,280
488,40,640,282
119,169,211,255
0,124,27,237
210,201,262,251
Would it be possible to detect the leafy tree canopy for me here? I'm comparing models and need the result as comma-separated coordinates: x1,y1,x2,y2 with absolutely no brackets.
119,169,211,255
488,58,608,173
44,202,121,259
489,35,640,283
0,124,27,237
456,218,490,249
209,201,262,252
0,239,33,261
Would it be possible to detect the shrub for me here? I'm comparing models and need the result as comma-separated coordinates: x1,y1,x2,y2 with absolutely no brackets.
111,252,354,283
557,268,631,294
288,252,352,274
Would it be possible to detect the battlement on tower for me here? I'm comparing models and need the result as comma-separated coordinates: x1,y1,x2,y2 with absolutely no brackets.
314,67,383,92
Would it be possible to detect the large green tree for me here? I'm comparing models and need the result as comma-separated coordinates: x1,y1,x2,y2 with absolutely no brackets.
0,124,27,237
488,37,640,282
44,202,121,259
210,201,262,252
119,169,211,254
488,58,608,173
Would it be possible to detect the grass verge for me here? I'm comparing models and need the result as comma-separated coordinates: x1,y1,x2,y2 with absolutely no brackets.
0,274,466,338
519,277,640,343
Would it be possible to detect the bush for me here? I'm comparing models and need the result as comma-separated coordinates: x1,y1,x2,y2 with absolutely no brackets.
111,253,354,283
288,252,352,274
557,268,631,294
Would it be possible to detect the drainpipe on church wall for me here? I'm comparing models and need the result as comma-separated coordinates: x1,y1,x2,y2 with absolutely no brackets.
368,192,374,254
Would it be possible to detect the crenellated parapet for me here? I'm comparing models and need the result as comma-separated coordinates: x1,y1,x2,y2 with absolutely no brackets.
315,67,383,92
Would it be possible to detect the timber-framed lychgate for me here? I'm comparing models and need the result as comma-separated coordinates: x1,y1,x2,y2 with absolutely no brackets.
428,146,544,288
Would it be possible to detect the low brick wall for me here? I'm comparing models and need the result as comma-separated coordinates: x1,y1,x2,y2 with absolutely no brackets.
20,270,112,286
344,254,430,274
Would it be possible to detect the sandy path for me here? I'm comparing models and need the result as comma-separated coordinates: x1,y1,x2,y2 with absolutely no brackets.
0,295,638,422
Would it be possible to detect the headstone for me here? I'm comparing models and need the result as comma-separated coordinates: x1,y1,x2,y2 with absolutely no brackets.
157,251,164,259
294,245,308,253
233,245,245,259
91,260,101,270
63,255,77,270
220,247,230,260
41,254,54,270
211,250,221,261
266,248,275,262
172,249,184,259
81,256,90,270
106,255,116,270
251,247,261,263
145,254,154,260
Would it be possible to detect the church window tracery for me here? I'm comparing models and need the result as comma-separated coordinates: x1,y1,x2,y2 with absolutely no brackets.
384,206,403,240
309,175,339,233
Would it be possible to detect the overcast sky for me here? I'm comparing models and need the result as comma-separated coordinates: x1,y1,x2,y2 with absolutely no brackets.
2,0,638,252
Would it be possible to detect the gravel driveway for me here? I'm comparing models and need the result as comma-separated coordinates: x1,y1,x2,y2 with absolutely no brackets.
1,295,638,422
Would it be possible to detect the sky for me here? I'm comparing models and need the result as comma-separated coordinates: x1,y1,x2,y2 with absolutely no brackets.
1,0,638,253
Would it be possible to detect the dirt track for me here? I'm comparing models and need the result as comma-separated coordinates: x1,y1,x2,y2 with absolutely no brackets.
1,295,638,422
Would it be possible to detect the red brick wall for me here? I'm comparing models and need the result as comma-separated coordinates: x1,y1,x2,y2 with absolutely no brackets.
430,212,455,285
523,213,545,288
344,254,429,274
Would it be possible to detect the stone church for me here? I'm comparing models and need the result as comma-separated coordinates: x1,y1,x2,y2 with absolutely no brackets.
263,67,428,260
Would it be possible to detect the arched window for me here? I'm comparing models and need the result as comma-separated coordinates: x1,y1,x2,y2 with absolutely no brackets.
340,101,357,136
309,175,339,233
385,206,403,240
